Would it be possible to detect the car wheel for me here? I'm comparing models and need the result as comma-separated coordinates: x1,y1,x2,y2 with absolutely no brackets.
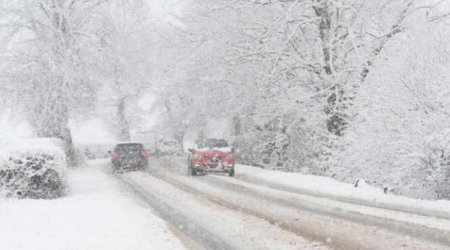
228,169,235,177
188,161,196,176
138,163,146,171
113,163,122,174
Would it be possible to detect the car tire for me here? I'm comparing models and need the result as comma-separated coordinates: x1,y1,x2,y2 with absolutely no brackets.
113,163,123,174
188,162,196,176
139,163,147,171
228,169,235,177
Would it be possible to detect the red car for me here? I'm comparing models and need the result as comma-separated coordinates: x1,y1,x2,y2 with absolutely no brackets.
188,138,235,176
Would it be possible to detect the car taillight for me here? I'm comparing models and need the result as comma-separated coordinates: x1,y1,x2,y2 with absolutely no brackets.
141,149,148,158
112,151,120,159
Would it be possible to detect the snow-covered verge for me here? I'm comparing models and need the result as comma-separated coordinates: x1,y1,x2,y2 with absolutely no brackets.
236,164,450,217
0,161,184,250
0,138,67,198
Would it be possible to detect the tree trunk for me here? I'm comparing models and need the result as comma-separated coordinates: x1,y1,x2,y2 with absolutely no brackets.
117,97,131,141
164,99,187,146
33,93,78,166
313,3,333,76
313,2,347,136
232,115,242,136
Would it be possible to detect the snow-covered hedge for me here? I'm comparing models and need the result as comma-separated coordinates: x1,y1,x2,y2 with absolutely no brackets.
0,139,67,199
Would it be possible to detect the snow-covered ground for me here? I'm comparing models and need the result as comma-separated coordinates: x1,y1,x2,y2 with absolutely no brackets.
165,156,450,218
236,164,450,218
0,161,184,250
2,155,448,250
121,170,329,250
152,157,449,249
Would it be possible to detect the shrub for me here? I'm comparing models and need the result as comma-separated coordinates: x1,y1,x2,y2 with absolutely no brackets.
0,139,67,199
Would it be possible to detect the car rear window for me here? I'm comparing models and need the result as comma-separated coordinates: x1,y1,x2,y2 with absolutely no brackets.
115,144,143,152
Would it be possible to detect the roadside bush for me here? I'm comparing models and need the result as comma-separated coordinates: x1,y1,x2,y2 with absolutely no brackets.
0,139,67,199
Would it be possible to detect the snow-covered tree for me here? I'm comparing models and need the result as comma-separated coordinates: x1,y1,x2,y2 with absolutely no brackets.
330,20,450,199
0,0,105,165
96,0,155,141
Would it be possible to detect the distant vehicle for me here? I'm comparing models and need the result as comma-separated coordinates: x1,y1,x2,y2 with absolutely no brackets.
157,139,183,156
111,143,148,172
143,143,158,157
188,138,235,176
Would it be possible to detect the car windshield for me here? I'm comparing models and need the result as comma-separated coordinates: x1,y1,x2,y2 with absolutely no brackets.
195,139,228,149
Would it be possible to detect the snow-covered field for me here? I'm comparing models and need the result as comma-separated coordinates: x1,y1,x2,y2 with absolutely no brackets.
0,161,184,250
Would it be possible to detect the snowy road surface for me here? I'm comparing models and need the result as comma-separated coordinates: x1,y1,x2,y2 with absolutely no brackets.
117,170,328,250
134,157,450,250
1,158,449,250
0,163,184,250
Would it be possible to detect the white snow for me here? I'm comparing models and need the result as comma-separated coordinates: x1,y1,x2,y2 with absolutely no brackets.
0,112,33,141
210,172,450,232
1,138,66,159
123,170,330,250
0,160,184,250
235,164,450,217
0,138,67,172
141,161,446,250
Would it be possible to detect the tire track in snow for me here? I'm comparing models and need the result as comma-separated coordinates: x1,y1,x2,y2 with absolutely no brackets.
164,155,450,222
236,174,450,221
118,170,329,250
104,167,235,250
149,159,448,250
203,174,450,246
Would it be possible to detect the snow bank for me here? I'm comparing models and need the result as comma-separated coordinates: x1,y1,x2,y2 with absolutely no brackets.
0,161,184,250
236,164,450,216
0,138,67,199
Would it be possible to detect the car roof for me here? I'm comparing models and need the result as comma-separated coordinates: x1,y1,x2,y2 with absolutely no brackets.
196,138,227,142
115,142,144,146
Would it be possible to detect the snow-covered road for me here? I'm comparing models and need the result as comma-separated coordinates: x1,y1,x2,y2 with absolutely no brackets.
138,156,450,250
2,158,449,250
0,162,184,250
118,169,328,250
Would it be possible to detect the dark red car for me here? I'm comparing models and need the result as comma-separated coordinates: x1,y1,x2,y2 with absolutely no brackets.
188,138,235,176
